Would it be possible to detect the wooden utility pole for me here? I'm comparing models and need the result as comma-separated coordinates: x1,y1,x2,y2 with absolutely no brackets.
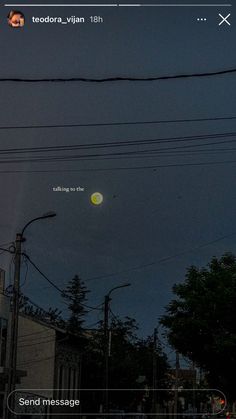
173,351,180,419
4,212,57,419
152,327,158,414
104,294,110,413
6,233,23,419
103,284,131,414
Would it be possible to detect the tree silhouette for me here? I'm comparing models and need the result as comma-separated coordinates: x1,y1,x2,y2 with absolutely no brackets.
161,253,236,400
62,274,90,336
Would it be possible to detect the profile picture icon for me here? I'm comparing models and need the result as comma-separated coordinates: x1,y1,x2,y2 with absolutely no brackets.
8,10,25,28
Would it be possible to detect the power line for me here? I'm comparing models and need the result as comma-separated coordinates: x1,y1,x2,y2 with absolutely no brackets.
1,132,236,170
17,355,55,367
20,256,29,288
7,254,15,289
35,147,236,163
18,330,54,340
3,156,236,174
1,66,236,83
23,253,63,293
2,159,236,174
0,131,235,155
2,134,236,165
18,319,100,341
0,246,14,254
0,241,14,247
18,338,57,349
86,231,236,282
109,308,120,323
23,253,103,312
18,336,69,349
0,115,236,131
4,146,236,163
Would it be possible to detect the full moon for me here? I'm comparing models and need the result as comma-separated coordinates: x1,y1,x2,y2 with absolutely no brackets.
91,192,104,206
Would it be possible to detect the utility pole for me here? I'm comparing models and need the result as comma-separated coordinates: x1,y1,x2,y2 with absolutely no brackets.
192,361,196,419
6,233,23,419
173,351,180,419
152,327,158,415
5,212,56,419
103,283,131,414
104,294,110,414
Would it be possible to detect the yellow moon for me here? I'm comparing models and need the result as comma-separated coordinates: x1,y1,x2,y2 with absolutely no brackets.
91,192,103,205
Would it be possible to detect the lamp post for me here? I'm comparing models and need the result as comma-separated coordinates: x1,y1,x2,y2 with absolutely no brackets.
6,212,56,418
152,327,158,415
103,283,131,413
173,351,180,419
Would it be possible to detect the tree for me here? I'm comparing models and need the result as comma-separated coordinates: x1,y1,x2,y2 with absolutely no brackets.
161,253,236,400
81,316,141,390
81,315,169,412
62,274,90,336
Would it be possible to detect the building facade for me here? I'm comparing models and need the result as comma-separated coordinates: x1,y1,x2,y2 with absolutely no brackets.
0,274,81,418
0,270,10,419
15,314,81,417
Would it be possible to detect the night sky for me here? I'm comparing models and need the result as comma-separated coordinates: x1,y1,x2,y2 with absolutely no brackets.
0,0,235,338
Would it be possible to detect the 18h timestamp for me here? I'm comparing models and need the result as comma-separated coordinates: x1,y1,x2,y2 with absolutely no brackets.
90,15,104,23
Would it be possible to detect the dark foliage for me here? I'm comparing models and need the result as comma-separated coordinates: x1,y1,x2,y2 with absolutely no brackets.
161,253,236,400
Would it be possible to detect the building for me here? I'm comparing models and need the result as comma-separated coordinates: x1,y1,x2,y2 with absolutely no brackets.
0,270,9,418
16,313,81,415
0,273,82,418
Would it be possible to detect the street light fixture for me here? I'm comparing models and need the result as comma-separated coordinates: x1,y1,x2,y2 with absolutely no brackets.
21,211,57,237
106,283,131,299
6,212,57,419
104,283,131,413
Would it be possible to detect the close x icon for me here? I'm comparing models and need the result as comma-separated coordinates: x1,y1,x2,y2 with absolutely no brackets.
218,13,231,26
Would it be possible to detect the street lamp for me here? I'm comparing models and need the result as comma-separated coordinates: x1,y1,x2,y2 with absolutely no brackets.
21,211,56,236
6,212,57,418
103,283,131,413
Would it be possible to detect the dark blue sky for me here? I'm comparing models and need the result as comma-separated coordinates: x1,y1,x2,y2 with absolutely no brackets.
0,0,235,336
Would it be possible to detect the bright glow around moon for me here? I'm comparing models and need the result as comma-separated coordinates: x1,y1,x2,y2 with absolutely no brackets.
91,192,103,206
